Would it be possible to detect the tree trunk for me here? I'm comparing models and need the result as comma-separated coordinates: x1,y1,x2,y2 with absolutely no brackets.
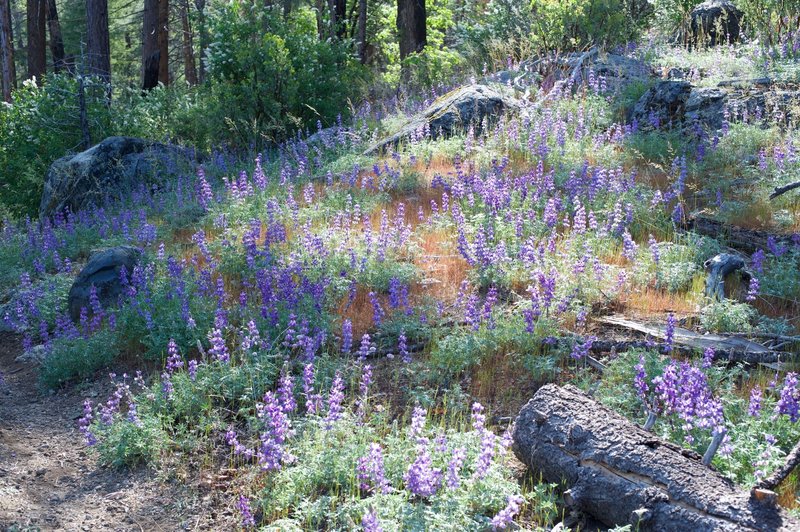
512,384,799,530
357,0,366,63
193,0,206,82
334,0,346,39
0,0,15,101
315,0,324,40
179,0,196,85
142,0,169,90
26,0,46,80
85,0,111,82
45,0,63,72
282,0,291,19
396,0,425,60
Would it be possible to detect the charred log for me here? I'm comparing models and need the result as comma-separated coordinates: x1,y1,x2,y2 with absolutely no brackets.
512,384,799,531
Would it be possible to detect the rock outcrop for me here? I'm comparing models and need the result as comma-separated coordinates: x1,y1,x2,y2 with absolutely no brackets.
690,0,743,47
67,246,142,322
365,84,518,154
40,136,194,219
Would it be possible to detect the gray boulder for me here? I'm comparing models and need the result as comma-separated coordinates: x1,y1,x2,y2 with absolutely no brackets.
630,80,693,128
67,246,142,322
365,84,518,154
685,87,728,130
690,0,742,47
40,136,194,219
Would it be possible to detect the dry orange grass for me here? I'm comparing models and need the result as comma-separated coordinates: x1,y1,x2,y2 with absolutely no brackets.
411,229,469,304
619,287,698,317
337,286,383,339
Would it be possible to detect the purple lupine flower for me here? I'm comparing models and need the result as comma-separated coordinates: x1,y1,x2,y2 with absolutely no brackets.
357,443,389,494
368,291,385,326
356,364,373,419
161,371,174,399
664,313,676,353
634,354,649,401
188,360,198,381
78,399,97,446
302,362,321,415
357,333,375,360
166,339,183,373
702,347,715,368
446,447,466,489
361,507,382,532
751,249,765,273
410,406,427,443
648,235,660,265
491,495,523,530
471,402,486,433
776,373,799,422
622,230,638,261
749,386,762,417
473,430,496,479
325,372,345,429
342,319,353,353
208,328,229,362
746,277,760,302
257,391,292,470
570,336,596,360
225,427,255,459
237,495,256,528
277,369,296,414
398,332,410,363
404,445,442,498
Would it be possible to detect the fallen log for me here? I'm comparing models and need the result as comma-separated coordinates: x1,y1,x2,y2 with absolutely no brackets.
598,315,793,364
512,384,799,531
770,179,800,200
757,437,800,491
684,214,797,253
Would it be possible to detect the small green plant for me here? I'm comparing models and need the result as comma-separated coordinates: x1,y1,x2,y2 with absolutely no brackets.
700,299,756,333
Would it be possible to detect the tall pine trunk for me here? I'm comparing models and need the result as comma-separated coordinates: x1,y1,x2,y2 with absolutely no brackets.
0,0,15,101
26,0,46,80
357,0,366,63
142,0,169,90
45,0,64,72
179,0,196,84
86,0,111,81
194,0,207,82
397,0,425,60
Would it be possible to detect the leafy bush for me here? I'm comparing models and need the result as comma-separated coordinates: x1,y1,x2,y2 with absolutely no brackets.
700,299,756,333
40,328,119,388
205,3,366,148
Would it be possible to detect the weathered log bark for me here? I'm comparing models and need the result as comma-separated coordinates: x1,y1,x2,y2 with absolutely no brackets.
703,252,745,300
684,214,797,254
757,437,800,491
597,315,792,364
512,384,799,531
770,179,800,200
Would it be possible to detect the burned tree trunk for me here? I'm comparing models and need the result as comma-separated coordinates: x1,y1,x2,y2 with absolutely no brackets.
704,252,745,300
0,0,16,101
512,384,798,530
142,0,168,90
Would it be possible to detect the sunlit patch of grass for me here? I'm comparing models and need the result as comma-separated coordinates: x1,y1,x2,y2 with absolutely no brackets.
619,286,699,317
411,229,469,304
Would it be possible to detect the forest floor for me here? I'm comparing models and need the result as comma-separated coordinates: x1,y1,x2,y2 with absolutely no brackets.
0,331,234,531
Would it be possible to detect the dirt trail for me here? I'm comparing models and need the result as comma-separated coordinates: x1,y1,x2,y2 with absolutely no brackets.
0,332,229,531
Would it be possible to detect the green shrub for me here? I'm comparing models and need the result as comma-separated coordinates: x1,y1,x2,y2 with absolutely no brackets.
700,299,756,333
205,3,366,148
40,328,119,388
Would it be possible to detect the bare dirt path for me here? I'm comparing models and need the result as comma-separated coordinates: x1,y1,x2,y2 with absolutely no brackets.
0,332,230,531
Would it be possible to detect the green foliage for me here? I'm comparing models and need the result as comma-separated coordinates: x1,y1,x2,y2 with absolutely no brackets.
700,299,756,333
95,413,168,468
0,76,114,218
40,328,119,389
205,3,366,148
527,0,650,53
